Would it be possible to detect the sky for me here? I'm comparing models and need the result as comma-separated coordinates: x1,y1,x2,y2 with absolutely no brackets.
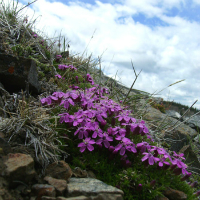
11,0,200,109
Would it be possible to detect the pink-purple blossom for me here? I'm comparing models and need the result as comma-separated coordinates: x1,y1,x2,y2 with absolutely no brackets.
78,137,95,152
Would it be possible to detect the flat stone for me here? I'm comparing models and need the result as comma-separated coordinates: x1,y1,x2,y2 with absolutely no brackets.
44,176,68,196
67,178,124,197
57,196,89,200
90,193,123,200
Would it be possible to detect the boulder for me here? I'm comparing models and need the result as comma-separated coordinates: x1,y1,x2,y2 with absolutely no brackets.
144,106,198,152
0,53,41,94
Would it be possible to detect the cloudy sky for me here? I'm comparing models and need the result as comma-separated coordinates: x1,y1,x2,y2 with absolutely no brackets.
14,0,200,109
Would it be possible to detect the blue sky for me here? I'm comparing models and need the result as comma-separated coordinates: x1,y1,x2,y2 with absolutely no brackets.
14,0,200,109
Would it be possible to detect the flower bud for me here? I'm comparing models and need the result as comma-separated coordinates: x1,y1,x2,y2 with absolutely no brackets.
111,118,115,126
181,172,192,181
137,184,142,192
75,76,79,83
150,180,156,187
190,181,198,188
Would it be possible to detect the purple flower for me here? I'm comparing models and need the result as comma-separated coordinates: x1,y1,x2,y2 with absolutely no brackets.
74,126,89,139
60,98,74,109
141,152,160,165
157,157,170,167
150,146,166,157
173,151,185,160
137,142,151,153
170,158,188,175
32,32,38,38
171,158,187,169
86,74,94,85
115,138,136,156
40,96,53,105
58,64,69,70
96,132,113,148
71,113,84,126
55,74,62,79
115,129,126,141
91,123,103,138
56,55,62,59
78,137,95,152
70,85,80,90
59,113,73,124
94,108,107,123
131,120,149,136
107,127,118,136
117,114,131,124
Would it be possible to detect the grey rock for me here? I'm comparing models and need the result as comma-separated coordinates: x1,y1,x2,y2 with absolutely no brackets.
90,193,123,200
184,115,200,132
0,53,41,94
67,178,124,198
165,110,181,120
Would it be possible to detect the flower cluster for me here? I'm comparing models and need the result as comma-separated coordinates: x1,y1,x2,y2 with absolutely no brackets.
40,60,194,200
58,64,77,71
41,81,190,176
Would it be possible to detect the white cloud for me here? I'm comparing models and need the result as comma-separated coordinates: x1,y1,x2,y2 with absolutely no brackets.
193,0,200,4
13,0,200,109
